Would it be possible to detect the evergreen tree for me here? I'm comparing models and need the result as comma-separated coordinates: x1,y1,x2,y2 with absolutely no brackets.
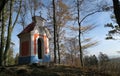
98,52,109,65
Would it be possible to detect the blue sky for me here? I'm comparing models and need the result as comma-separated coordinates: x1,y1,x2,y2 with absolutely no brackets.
11,0,120,58
83,11,120,57
78,0,120,57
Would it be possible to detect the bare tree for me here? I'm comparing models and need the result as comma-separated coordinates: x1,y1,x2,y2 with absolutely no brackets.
65,25,98,66
47,0,73,64
0,0,22,66
77,0,84,67
28,0,43,17
75,0,108,67
19,1,27,29
53,0,57,63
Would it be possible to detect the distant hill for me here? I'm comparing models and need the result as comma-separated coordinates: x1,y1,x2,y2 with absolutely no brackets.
110,57,120,63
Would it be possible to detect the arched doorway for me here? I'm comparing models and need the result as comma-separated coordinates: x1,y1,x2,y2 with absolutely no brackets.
37,38,44,59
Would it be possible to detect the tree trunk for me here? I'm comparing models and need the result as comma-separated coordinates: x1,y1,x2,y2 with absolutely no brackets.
3,0,21,66
71,52,73,65
112,0,120,27
0,0,8,13
4,29,12,66
0,10,5,66
57,29,60,64
3,0,13,66
77,0,84,67
53,0,57,63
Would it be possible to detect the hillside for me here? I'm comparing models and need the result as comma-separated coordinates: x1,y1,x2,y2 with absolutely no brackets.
0,64,110,76
110,57,120,62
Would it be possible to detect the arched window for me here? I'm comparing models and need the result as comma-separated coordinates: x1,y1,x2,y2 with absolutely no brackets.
37,38,44,59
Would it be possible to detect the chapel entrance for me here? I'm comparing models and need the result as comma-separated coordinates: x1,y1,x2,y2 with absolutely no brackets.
37,38,44,59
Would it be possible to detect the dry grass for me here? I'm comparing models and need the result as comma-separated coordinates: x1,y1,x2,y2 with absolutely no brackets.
98,62,120,76
0,64,110,76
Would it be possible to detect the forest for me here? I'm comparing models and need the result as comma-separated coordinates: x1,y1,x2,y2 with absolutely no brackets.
0,0,120,76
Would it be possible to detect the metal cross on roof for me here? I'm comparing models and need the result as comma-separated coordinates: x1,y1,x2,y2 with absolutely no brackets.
39,11,42,17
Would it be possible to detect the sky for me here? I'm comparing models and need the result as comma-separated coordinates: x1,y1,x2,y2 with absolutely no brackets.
11,0,120,58
77,0,120,57
84,12,120,58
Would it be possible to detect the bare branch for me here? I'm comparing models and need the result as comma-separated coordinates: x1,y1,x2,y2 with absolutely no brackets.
12,0,22,29
80,10,100,24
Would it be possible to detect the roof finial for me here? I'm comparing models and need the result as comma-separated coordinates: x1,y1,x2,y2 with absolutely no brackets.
39,11,42,17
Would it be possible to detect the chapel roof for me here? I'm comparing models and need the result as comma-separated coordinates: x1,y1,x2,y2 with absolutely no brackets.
18,22,35,36
18,22,51,38
18,16,51,38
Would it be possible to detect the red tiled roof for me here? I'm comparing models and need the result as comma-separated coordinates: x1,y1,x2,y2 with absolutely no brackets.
18,22,35,36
